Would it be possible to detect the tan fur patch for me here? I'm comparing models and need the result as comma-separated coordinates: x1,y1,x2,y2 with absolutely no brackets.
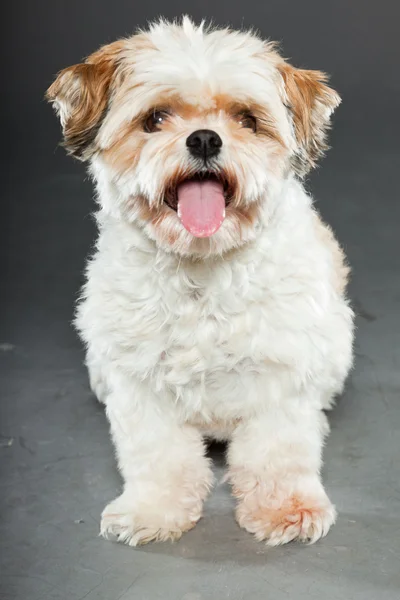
226,202,261,243
46,40,126,158
235,491,330,541
102,119,146,174
278,63,340,174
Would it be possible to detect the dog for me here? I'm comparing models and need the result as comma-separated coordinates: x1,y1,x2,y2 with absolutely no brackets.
47,17,354,547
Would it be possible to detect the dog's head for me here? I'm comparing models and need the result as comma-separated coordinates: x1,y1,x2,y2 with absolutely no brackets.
47,17,340,256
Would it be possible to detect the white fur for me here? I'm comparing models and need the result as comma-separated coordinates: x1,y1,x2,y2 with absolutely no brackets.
56,18,354,546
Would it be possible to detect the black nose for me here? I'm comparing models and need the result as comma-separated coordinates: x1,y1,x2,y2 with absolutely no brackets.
186,129,222,160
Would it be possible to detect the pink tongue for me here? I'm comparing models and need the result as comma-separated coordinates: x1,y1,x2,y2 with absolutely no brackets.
177,179,225,237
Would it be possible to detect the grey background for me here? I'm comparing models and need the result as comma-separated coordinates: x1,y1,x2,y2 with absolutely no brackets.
1,1,400,599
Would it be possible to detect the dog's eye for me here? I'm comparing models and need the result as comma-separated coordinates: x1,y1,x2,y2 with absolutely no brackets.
237,113,257,133
144,110,170,133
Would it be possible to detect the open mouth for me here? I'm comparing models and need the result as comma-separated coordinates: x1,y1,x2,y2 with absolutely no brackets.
165,172,232,238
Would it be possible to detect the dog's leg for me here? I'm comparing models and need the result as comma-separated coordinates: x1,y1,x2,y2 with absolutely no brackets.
227,402,336,545
85,351,108,403
88,365,108,404
100,376,213,546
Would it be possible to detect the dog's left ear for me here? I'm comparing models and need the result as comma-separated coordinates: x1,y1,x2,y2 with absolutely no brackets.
278,64,341,175
46,41,124,160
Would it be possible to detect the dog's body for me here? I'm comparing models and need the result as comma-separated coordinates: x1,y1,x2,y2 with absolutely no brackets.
48,18,354,546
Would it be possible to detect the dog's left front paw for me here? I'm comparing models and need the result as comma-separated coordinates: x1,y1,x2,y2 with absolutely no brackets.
235,482,336,546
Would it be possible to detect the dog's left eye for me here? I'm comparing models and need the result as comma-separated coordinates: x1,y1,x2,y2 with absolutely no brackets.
237,113,257,133
144,110,170,133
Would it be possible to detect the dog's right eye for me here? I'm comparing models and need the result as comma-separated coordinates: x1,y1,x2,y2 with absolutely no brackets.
144,110,170,133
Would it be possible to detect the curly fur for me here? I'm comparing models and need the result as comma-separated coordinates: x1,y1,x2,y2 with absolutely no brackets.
48,17,354,546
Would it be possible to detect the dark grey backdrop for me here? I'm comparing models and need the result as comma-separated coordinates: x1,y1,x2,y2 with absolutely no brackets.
2,2,400,600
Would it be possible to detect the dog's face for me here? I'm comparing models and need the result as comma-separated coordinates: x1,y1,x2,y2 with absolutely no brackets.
47,18,340,256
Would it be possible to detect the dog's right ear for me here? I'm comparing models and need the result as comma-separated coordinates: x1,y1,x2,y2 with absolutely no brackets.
46,41,124,160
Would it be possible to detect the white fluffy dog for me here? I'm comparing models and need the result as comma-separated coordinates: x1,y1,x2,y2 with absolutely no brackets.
47,17,354,547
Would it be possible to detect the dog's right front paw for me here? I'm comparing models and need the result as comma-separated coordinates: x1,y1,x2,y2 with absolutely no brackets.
100,492,201,546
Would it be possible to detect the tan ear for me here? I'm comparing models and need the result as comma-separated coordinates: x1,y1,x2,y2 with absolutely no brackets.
278,64,341,175
46,41,124,160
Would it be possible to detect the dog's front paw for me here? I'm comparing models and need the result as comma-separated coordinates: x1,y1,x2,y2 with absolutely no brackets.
100,491,202,546
237,494,336,546
233,475,336,546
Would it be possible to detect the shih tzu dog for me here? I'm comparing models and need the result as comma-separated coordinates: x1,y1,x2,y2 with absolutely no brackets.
47,17,354,547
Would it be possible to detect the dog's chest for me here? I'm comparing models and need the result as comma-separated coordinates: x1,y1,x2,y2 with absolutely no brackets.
93,243,317,417
121,257,283,413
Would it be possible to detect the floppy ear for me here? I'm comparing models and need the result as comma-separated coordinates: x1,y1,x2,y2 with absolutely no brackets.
278,64,341,176
46,41,124,160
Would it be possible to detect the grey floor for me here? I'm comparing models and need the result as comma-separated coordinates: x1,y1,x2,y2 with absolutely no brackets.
1,110,400,600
